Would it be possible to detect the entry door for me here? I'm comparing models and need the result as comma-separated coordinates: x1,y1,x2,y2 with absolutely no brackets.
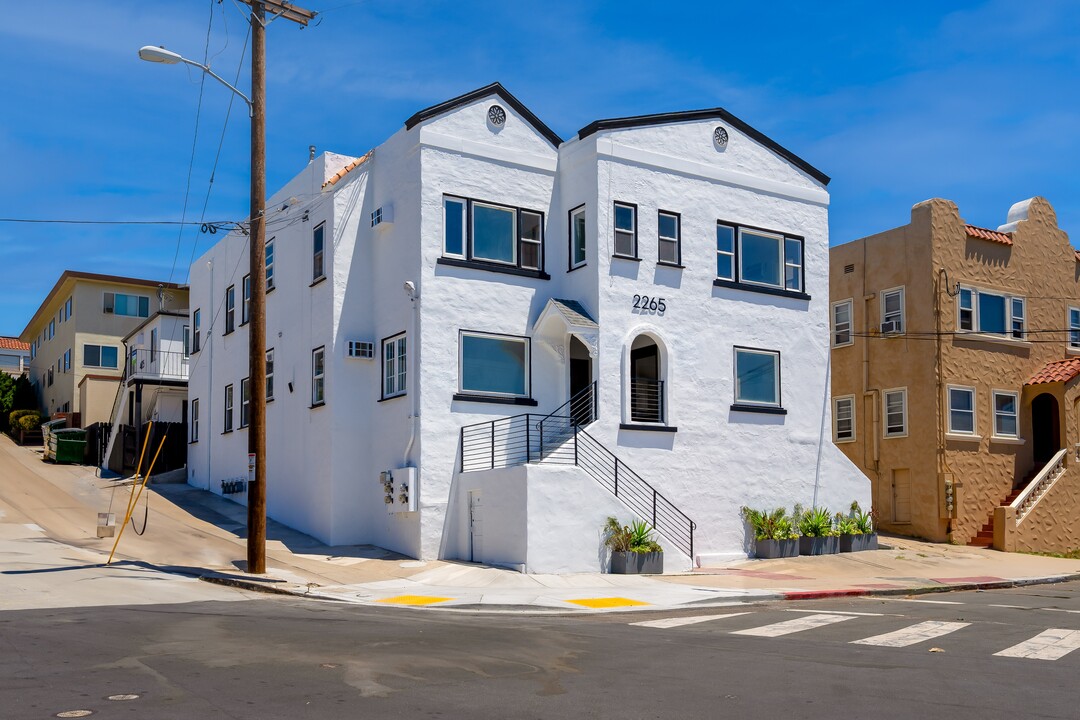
892,469,911,523
569,337,592,425
468,490,483,563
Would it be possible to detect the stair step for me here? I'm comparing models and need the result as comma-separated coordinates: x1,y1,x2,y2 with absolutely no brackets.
968,536,993,547
977,530,994,539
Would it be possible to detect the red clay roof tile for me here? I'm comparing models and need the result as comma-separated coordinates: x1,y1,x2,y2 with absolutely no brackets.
322,150,374,189
1026,357,1080,386
965,224,1012,245
0,337,30,351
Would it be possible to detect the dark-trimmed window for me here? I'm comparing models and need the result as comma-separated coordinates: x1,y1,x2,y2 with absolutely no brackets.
569,205,587,269
312,223,326,282
265,238,275,290
311,346,325,406
658,210,680,265
240,377,250,428
223,384,234,432
191,398,199,442
459,331,530,399
192,309,201,353
715,221,806,297
242,274,251,325
733,347,781,409
224,285,235,335
613,202,637,258
441,195,545,274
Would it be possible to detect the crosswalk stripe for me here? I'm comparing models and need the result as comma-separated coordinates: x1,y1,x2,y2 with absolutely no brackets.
851,621,970,647
732,613,854,637
631,612,752,629
994,629,1080,660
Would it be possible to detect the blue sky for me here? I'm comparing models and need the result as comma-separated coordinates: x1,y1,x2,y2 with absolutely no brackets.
1,0,1078,335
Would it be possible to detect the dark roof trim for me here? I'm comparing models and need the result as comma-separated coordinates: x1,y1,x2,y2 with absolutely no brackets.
404,82,563,149
578,108,830,186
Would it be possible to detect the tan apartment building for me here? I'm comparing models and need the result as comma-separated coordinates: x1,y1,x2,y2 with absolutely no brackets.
830,197,1080,553
19,271,187,427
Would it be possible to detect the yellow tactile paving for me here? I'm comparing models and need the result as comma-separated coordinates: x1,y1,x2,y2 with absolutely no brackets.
565,597,651,609
376,595,454,606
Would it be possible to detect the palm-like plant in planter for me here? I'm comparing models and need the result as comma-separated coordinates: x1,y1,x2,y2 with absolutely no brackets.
604,517,663,574
795,504,839,555
740,507,799,558
836,501,878,552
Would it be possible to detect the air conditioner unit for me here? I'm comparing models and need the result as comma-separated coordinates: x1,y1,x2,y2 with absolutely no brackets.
347,340,375,359
880,320,902,335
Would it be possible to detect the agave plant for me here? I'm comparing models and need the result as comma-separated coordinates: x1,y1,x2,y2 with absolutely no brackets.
851,501,875,535
834,513,858,536
604,517,663,554
797,506,836,537
740,506,798,541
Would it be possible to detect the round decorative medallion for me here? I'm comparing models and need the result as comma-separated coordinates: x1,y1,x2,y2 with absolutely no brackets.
713,126,729,147
487,104,506,126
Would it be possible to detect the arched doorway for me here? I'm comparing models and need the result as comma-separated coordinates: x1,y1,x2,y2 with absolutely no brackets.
630,335,663,422
1031,392,1061,464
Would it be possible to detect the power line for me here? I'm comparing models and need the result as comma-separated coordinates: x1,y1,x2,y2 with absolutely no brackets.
0,218,236,228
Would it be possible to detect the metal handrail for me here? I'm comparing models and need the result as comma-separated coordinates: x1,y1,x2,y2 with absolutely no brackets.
630,377,663,423
127,348,189,382
536,380,597,431
1010,448,1068,522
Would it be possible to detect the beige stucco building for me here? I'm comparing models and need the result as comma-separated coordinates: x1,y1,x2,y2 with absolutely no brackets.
830,197,1080,553
19,271,187,427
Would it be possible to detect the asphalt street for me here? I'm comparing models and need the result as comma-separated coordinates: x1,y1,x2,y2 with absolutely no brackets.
3,581,1079,720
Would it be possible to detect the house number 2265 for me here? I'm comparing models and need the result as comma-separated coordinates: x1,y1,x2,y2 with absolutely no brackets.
632,295,667,314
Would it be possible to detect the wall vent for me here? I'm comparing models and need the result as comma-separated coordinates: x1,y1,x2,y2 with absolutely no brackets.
844,263,855,274
371,203,394,228
348,340,375,359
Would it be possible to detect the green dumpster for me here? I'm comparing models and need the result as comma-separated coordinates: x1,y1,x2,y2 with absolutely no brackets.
49,428,87,464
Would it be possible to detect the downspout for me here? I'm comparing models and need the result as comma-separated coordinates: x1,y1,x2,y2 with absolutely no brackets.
206,259,214,490
402,281,419,467
937,268,959,537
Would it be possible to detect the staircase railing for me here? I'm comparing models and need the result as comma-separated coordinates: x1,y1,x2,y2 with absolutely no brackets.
1010,448,1068,523
630,377,664,423
537,381,597,429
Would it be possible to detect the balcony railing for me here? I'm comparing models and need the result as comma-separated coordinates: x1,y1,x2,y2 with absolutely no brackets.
127,348,189,383
630,377,664,423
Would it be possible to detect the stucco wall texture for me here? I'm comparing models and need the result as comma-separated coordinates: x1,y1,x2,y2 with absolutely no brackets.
832,196,1080,552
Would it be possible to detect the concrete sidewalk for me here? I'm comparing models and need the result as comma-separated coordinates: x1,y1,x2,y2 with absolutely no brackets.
3,434,1080,614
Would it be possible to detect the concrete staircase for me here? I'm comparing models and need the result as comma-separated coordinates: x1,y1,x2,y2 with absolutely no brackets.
968,477,1029,547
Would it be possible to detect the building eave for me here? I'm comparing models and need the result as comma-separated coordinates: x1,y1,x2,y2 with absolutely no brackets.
404,82,563,149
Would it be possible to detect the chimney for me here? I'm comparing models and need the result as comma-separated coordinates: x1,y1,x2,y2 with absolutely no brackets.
309,145,316,162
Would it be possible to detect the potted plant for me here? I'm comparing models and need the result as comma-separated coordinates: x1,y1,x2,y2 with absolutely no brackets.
740,507,799,559
796,504,839,555
837,501,878,552
604,516,663,574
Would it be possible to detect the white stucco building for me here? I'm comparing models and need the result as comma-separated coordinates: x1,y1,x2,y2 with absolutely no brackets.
187,83,869,571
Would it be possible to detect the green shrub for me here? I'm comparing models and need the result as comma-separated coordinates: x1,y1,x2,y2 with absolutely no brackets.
9,408,39,429
604,516,663,554
740,506,799,541
796,505,836,537
16,413,42,432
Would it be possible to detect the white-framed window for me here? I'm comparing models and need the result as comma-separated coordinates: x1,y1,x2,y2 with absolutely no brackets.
947,385,976,436
613,202,637,258
658,211,680,265
382,333,407,399
834,395,856,442
519,210,542,271
881,287,904,333
242,274,251,325
716,223,735,281
150,328,157,363
191,398,199,442
832,299,853,347
265,237,275,290
1070,307,1080,350
784,237,803,292
957,286,1026,338
459,331,530,398
104,292,149,318
733,347,781,408
266,348,275,401
443,196,466,258
442,196,545,272
83,344,119,369
883,388,907,438
240,377,250,428
223,384,234,432
311,346,325,406
739,228,804,291
224,285,235,334
183,325,190,358
569,205,587,270
312,222,326,282
192,309,201,353
993,390,1019,439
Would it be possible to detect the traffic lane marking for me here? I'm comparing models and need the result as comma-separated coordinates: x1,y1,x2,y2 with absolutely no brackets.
851,621,970,648
994,629,1080,660
732,613,854,637
630,612,752,629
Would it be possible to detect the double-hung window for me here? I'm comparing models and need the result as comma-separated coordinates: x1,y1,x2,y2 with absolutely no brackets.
183,325,191,358
242,274,251,325
881,287,904,334
733,347,782,410
224,286,235,334
569,205,587,270
265,238,275,290
993,390,1019,439
49,319,55,339
65,297,72,321
311,347,325,406
883,388,907,437
192,309,201,353
832,299,853,347
223,384,234,432
613,203,637,258
458,332,530,399
947,386,976,436
958,286,1025,339
1070,308,1080,350
715,221,805,295
63,349,71,372
150,329,157,363
312,223,326,282
382,333,407,399
657,211,680,265
190,398,199,442
266,348,275,401
442,196,546,274
240,378,250,428
104,292,150,318
834,395,855,442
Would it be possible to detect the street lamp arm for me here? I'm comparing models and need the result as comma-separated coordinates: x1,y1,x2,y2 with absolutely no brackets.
138,46,253,117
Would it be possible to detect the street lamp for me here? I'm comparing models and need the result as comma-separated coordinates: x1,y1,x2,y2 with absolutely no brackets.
138,46,253,115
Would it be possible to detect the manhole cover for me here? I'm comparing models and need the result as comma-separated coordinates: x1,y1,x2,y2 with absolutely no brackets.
106,694,140,701
56,711,94,718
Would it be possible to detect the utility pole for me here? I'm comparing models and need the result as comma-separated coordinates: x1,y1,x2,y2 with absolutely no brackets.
239,0,315,574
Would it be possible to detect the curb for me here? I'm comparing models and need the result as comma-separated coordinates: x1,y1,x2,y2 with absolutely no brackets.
200,574,313,598
782,573,1080,602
